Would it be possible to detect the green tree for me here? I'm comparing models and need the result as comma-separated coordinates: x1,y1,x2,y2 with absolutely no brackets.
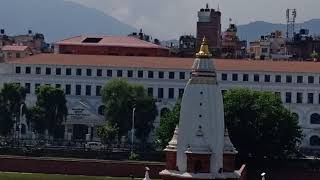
311,51,319,60
224,88,303,159
0,83,26,136
35,85,68,137
101,79,158,143
156,102,181,149
97,122,118,147
26,106,46,134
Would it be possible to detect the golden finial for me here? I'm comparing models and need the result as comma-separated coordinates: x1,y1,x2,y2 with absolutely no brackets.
196,37,212,58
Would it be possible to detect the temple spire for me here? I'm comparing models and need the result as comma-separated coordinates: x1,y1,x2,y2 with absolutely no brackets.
196,37,212,58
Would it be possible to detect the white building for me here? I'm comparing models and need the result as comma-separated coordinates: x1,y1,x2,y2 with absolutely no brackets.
0,54,320,150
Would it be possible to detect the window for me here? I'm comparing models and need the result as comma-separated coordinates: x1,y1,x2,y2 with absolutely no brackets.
45,68,51,75
179,72,185,80
96,86,102,96
232,74,238,81
97,69,102,77
25,83,30,94
36,67,41,74
87,69,92,76
56,68,61,75
286,75,292,83
16,67,21,74
35,84,40,92
65,85,71,95
275,75,281,83
169,72,175,79
296,92,303,104
117,70,123,77
55,84,61,89
107,70,112,77
311,113,320,124
16,53,21,58
254,74,260,82
222,73,228,81
308,93,314,104
179,88,184,98
138,70,143,78
285,92,292,103
148,71,154,78
264,75,270,82
310,136,320,146
98,105,105,116
308,76,314,84
168,88,174,99
147,88,153,96
25,67,31,74
261,48,268,53
297,76,303,83
76,85,81,95
243,74,249,81
127,70,133,78
275,92,281,99
66,68,72,76
158,88,164,98
86,85,91,96
158,71,164,79
76,69,82,76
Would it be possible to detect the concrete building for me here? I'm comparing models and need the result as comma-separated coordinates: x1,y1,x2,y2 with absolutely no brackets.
250,31,290,60
178,35,196,57
1,45,32,61
1,54,320,150
54,35,170,57
196,4,222,55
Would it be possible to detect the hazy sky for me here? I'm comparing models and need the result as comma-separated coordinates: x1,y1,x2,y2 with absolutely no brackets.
67,0,320,40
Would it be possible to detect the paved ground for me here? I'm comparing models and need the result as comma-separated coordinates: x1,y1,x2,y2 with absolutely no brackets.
0,172,134,180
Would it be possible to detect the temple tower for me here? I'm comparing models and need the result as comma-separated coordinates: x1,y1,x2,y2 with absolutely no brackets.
160,38,245,180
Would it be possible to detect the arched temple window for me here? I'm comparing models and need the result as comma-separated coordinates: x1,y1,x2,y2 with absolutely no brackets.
310,113,320,124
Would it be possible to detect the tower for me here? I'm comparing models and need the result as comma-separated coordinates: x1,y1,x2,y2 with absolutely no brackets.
160,38,245,180
286,8,297,41
196,4,222,55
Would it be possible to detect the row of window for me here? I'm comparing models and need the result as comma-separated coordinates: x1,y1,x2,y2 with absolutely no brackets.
222,73,320,84
15,66,187,80
22,83,185,99
283,92,320,104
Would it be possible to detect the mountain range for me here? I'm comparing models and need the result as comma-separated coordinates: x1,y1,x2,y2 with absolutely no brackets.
1,0,320,44
0,0,136,43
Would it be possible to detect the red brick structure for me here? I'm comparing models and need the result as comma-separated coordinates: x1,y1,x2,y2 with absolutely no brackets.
196,4,222,54
54,35,170,57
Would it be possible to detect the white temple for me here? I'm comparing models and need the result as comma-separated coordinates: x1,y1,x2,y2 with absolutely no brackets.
160,38,245,180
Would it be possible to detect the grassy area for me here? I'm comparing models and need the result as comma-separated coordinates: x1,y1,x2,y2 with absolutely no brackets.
0,172,134,180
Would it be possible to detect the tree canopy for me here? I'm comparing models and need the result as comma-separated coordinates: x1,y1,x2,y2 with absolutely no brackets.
156,102,181,148
0,83,26,136
101,79,158,143
224,88,303,159
27,85,68,137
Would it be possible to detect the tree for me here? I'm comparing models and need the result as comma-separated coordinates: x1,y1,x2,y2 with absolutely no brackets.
156,102,181,149
97,122,118,147
311,51,319,61
35,85,68,137
0,83,26,136
224,88,303,159
101,79,158,143
26,106,46,135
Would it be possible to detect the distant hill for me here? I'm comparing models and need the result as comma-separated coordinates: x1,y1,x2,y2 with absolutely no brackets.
0,0,136,42
237,19,320,42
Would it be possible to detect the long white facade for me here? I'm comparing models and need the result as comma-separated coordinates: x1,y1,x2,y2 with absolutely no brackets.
0,55,320,150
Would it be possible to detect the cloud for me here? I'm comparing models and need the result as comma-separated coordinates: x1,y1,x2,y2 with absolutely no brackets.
67,0,320,40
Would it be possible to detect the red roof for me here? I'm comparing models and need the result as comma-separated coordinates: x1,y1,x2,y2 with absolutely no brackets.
8,54,320,73
55,35,168,49
1,45,29,52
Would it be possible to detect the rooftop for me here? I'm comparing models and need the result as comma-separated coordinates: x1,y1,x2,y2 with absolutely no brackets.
1,45,29,52
55,35,168,50
8,54,320,73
